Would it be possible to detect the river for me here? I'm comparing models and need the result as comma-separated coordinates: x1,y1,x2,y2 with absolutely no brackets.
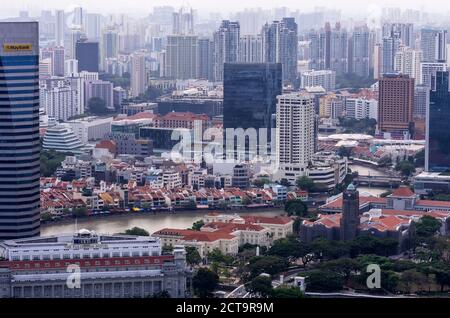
41,209,286,236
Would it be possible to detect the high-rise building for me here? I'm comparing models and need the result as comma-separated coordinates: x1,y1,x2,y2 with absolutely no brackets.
75,39,99,72
381,37,400,75
300,69,336,92
275,93,316,184
239,35,263,63
308,22,348,75
86,13,101,40
55,10,65,47
426,71,450,172
65,59,79,76
73,7,84,28
66,28,85,59
394,46,422,81
172,7,194,35
0,22,40,239
421,28,447,63
373,43,383,79
41,46,65,76
165,35,198,79
100,29,118,71
223,63,282,158
420,62,447,89
197,38,214,81
414,85,430,119
350,25,370,77
130,53,146,97
213,21,240,82
85,80,114,110
340,184,360,241
378,74,415,136
262,18,298,84
382,23,414,47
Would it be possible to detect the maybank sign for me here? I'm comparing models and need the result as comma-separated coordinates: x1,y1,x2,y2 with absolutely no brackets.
3,44,33,52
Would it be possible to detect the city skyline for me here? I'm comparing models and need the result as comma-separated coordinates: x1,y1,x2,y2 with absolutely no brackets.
2,0,449,19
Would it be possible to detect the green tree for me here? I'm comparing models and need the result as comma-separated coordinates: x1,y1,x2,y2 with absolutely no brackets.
207,248,234,266
296,176,315,191
337,146,352,158
247,256,289,279
245,275,274,298
122,227,150,236
186,246,202,266
284,199,308,217
306,270,344,292
268,237,311,259
310,238,350,260
318,258,361,282
395,160,416,177
193,268,219,298
414,215,441,239
253,177,270,188
40,150,69,177
271,286,304,298
190,220,205,231
88,97,110,115
279,178,291,187
41,212,53,222
378,156,392,167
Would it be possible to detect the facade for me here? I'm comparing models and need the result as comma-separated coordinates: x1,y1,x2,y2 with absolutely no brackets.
275,93,315,183
223,63,282,156
261,18,298,85
0,230,190,298
42,125,84,153
350,25,370,77
165,35,198,80
420,28,447,63
414,85,430,119
55,10,65,47
75,40,99,73
130,53,146,98
300,69,336,92
394,46,422,81
84,80,114,110
426,71,450,172
66,116,114,144
345,98,378,120
40,77,84,121
420,62,447,89
105,133,153,157
100,29,119,72
239,34,263,63
213,21,240,82
232,165,250,189
197,38,214,81
378,74,415,135
0,22,41,239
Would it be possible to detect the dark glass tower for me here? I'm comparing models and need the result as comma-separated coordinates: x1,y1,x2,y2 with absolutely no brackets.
223,63,282,159
426,71,450,172
0,22,40,239
76,39,99,72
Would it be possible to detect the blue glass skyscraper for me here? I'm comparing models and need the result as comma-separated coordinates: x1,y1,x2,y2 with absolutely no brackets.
0,22,40,239
426,71,450,172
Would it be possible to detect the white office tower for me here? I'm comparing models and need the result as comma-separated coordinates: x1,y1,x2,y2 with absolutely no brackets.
73,7,84,28
165,35,198,79
86,13,101,40
66,28,84,59
300,69,336,92
420,29,447,63
394,46,422,81
40,78,84,121
275,93,316,184
65,59,79,76
42,124,84,153
130,53,146,97
55,10,65,47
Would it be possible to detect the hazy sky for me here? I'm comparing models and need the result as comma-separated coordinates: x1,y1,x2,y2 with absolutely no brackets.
3,0,448,18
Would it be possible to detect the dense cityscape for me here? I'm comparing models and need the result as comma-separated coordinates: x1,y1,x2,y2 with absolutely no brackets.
1,0,450,303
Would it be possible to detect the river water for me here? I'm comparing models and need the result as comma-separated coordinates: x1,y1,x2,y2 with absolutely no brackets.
41,210,286,236
349,163,389,197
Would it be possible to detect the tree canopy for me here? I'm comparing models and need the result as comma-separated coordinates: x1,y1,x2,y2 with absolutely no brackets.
193,268,219,298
